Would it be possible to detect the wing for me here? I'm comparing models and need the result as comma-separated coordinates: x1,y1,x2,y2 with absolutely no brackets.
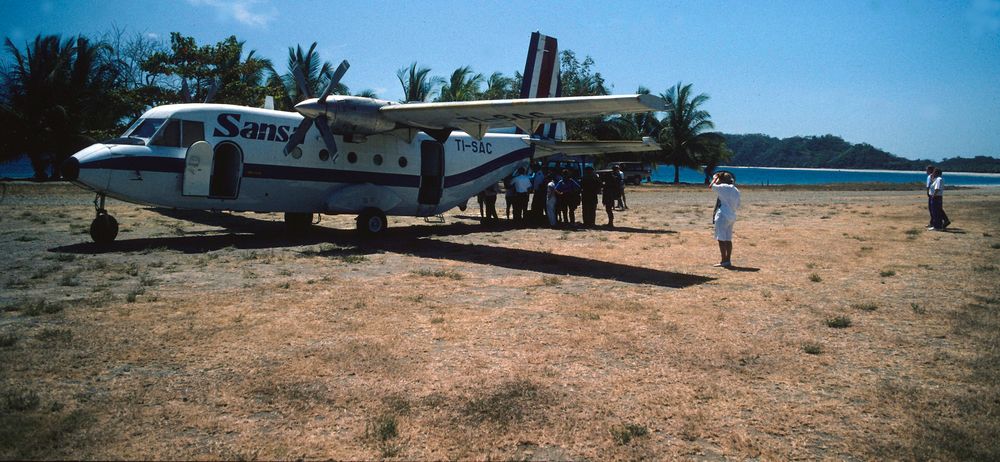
379,94,664,140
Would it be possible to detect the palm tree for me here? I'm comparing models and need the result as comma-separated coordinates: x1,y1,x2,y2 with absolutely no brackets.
481,72,514,100
436,66,483,102
267,42,347,111
396,62,443,102
2,34,123,177
658,82,718,183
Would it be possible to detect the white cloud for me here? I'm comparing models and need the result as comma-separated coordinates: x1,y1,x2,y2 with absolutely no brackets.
186,0,277,27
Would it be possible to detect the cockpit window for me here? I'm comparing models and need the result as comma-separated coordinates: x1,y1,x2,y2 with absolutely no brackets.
151,119,181,147
122,118,166,140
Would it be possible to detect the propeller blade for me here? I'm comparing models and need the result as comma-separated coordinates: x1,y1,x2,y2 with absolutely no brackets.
203,79,218,103
283,117,313,156
318,60,350,103
291,64,312,100
314,115,339,161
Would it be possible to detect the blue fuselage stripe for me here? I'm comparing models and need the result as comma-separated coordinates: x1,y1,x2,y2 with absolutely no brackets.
79,146,534,189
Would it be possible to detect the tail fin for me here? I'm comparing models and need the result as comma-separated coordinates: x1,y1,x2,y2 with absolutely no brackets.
519,31,565,140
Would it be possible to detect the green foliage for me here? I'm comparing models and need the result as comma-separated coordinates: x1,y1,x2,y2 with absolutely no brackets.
1,34,131,176
397,62,444,103
657,82,730,183
436,66,484,102
265,42,347,111
142,32,272,107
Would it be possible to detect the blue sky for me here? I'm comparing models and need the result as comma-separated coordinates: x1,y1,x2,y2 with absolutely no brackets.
2,0,998,160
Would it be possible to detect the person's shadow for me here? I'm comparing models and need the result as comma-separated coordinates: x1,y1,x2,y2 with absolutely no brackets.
724,265,760,272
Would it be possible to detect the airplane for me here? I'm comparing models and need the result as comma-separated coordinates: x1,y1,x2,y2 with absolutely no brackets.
61,32,664,243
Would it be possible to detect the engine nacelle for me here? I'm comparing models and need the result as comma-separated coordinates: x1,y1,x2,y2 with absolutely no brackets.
296,96,397,136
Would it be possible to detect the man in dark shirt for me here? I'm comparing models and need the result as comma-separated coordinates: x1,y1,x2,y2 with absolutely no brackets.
580,166,602,227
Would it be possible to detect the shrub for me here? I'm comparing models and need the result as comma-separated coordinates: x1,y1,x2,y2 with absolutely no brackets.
809,273,822,283
610,423,649,445
880,270,896,277
826,316,852,328
852,303,878,312
802,342,823,355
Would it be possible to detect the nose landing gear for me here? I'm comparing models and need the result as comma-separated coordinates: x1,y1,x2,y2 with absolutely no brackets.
90,193,118,244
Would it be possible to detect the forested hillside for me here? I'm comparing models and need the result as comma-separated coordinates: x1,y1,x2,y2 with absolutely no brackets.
722,134,1000,173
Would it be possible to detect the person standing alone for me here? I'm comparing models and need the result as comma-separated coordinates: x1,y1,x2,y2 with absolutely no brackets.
928,168,949,231
710,171,740,267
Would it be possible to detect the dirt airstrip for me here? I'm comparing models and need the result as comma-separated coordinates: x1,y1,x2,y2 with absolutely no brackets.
1,181,998,460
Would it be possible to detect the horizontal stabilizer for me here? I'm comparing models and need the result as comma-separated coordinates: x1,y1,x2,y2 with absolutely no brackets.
529,136,660,155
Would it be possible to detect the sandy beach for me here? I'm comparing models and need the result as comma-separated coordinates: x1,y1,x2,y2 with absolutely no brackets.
1,181,998,460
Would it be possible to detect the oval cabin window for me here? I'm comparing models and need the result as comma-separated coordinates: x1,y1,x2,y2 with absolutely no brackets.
373,154,383,166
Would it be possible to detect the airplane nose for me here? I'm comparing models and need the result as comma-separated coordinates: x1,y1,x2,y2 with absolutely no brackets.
62,157,80,181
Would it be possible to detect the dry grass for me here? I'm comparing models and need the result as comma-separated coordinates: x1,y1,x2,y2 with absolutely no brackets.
0,181,998,459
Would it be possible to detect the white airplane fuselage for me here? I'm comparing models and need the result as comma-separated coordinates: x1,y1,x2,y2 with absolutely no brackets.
69,103,539,217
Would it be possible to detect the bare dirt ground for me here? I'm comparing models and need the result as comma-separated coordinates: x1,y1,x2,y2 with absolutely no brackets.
1,181,998,460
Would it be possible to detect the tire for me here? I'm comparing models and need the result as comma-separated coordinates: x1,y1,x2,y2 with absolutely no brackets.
356,208,387,235
90,214,119,244
284,212,313,232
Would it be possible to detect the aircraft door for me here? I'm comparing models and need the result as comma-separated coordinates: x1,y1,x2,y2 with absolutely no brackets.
183,141,214,196
417,141,444,211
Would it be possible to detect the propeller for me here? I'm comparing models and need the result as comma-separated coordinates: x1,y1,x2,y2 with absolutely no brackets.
284,60,350,161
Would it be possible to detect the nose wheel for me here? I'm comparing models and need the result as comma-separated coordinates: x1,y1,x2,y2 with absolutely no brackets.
90,193,119,244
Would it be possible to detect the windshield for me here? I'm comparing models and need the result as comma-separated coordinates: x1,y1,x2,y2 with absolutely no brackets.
121,118,166,141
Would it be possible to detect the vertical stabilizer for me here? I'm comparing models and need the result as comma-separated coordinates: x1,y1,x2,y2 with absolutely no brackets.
520,32,565,140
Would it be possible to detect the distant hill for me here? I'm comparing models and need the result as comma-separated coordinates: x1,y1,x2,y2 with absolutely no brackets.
722,133,1000,173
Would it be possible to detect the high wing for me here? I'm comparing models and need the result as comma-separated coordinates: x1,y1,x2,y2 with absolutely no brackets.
379,94,664,140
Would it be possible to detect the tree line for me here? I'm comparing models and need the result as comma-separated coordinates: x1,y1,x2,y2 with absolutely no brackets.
723,134,1000,173
1,30,730,181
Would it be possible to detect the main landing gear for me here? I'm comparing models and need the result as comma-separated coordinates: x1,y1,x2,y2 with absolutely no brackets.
90,193,118,244
356,208,387,236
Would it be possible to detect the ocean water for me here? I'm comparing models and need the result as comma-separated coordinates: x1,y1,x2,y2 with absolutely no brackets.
4,155,1000,186
653,165,1000,187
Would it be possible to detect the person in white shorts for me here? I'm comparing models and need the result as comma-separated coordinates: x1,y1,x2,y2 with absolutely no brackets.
710,171,741,267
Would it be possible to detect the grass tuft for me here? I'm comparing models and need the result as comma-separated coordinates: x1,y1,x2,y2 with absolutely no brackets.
411,269,463,280
366,413,398,442
22,299,63,316
852,303,878,312
802,342,823,355
463,380,546,427
809,273,822,283
35,328,73,343
610,423,649,445
2,387,40,411
826,315,852,328
542,275,562,286
974,265,997,272
880,269,896,277
0,332,18,348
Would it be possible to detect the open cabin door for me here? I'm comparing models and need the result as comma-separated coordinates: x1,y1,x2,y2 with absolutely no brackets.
417,140,444,216
183,141,213,196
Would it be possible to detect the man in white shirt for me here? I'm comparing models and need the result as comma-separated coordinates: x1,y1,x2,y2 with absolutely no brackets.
511,167,532,222
928,168,949,230
926,165,950,230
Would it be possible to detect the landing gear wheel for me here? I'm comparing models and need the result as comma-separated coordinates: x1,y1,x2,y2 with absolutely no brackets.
90,213,119,244
356,208,387,236
284,212,313,232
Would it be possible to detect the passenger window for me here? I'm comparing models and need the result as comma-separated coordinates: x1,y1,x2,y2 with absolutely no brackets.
398,156,408,168
152,119,180,147
373,154,383,166
347,152,357,163
181,120,205,147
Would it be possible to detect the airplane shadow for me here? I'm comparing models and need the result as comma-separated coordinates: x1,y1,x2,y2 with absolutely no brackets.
50,209,713,288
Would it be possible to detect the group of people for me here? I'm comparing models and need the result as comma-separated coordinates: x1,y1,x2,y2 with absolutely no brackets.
925,165,950,231
476,163,629,228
